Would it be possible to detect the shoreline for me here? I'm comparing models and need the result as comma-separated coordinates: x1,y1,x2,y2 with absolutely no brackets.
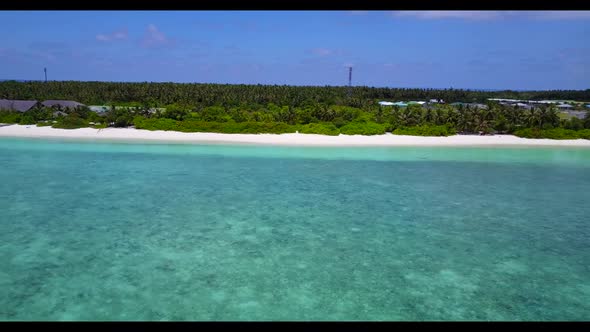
1,124,590,148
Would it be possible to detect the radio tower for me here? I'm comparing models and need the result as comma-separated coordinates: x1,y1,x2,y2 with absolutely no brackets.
44,68,47,83
348,66,352,97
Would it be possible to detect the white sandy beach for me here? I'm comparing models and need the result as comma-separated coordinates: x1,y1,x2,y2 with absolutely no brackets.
0,124,589,147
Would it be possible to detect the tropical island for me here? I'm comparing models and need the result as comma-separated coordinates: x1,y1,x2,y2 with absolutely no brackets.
1,81,589,142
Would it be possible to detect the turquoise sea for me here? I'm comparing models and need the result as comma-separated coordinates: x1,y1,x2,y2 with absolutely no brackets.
1,137,589,321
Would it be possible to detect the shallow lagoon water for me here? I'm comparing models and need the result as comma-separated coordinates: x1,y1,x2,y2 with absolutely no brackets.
1,138,589,320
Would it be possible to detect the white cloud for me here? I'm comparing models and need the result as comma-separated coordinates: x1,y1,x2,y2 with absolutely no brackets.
96,34,109,41
112,30,128,39
311,48,333,56
309,48,347,57
96,28,128,42
142,24,171,48
391,11,590,21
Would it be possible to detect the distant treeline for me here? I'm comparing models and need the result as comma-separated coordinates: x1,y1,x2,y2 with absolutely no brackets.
0,81,589,107
1,81,589,139
2,101,589,139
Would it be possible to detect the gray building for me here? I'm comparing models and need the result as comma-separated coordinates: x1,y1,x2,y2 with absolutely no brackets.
564,111,588,120
42,100,85,110
557,104,574,110
516,103,533,110
451,102,488,109
0,99,39,112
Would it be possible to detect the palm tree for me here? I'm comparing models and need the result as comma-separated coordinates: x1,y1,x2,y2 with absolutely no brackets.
422,108,434,124
398,107,420,126
543,106,560,128
447,111,457,128
474,108,494,134
524,108,541,128
456,107,473,133
433,107,447,126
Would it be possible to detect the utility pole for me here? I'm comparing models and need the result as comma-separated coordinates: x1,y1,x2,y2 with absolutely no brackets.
44,68,47,83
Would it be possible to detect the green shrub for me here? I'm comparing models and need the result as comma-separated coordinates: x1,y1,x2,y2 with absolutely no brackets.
114,115,133,127
332,117,347,128
298,123,340,136
134,117,179,131
578,129,590,139
134,118,298,134
393,125,457,137
514,128,541,138
514,128,590,140
52,115,88,129
19,114,36,125
564,117,584,130
339,121,386,135
0,111,21,124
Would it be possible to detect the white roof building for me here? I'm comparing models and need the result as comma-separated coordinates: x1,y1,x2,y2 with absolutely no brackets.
89,106,109,113
557,104,573,108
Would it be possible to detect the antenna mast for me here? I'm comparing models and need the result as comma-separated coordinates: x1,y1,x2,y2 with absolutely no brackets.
44,68,47,83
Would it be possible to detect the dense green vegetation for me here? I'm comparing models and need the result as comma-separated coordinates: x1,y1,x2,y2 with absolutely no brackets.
339,121,387,135
51,115,91,129
513,128,590,140
0,111,22,124
393,125,456,137
134,117,298,134
298,123,340,136
1,81,589,106
1,81,589,139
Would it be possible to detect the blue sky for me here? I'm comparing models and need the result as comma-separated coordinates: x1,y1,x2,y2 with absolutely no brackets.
0,10,589,90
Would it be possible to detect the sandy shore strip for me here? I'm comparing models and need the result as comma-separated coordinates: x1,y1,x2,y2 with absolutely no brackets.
1,124,589,147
